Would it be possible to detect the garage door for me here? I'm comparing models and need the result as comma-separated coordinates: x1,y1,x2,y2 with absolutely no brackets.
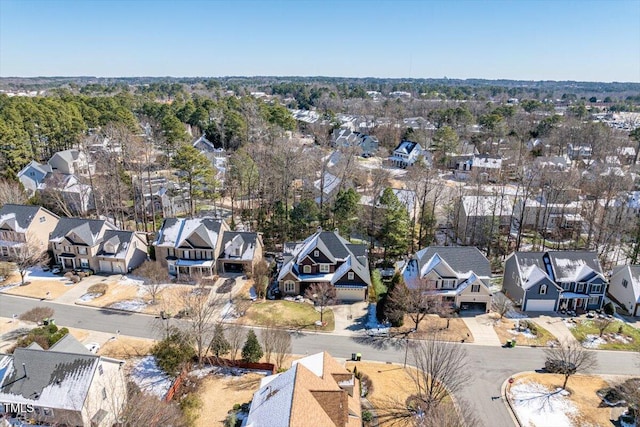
224,263,245,273
113,263,125,273
525,299,556,311
99,260,112,273
337,287,365,302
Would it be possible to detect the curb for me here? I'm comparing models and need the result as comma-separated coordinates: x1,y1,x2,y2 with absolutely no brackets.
501,374,529,427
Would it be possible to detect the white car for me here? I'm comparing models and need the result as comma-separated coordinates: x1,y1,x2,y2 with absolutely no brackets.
85,342,101,354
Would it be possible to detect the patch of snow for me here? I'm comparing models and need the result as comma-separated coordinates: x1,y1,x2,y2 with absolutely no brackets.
118,275,145,287
130,356,173,399
220,301,238,319
582,334,607,349
510,381,578,427
563,319,577,329
509,328,537,339
365,304,390,334
78,292,102,302
108,299,148,312
0,282,20,292
24,267,67,282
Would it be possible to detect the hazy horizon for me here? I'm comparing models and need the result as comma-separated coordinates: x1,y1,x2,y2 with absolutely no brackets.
1,0,639,82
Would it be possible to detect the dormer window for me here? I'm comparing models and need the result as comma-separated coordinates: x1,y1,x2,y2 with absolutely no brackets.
313,250,319,258
539,284,547,295
348,272,354,280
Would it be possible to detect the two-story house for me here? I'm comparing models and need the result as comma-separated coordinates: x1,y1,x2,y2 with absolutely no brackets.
154,218,230,278
277,228,371,302
389,140,424,168
218,231,264,273
401,246,493,312
457,195,514,246
48,149,94,176
608,265,640,317
0,334,127,427
16,161,52,196
502,251,607,312
246,352,361,427
49,218,118,271
0,204,59,259
95,230,149,274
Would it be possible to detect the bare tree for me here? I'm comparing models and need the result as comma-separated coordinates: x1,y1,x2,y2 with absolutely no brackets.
135,260,168,304
544,339,598,389
378,334,471,426
117,382,186,426
594,317,615,338
226,324,246,361
260,321,277,364
252,259,270,300
492,292,514,319
272,329,292,370
11,232,49,285
304,282,337,324
178,281,223,366
0,179,28,206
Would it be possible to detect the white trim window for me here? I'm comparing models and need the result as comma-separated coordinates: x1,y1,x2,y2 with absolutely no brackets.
442,279,456,289
471,284,480,293
319,264,330,273
284,280,295,293
588,296,600,306
348,271,354,280
77,247,87,255
80,258,89,268
576,283,585,293
313,250,319,258
303,265,312,274
590,284,602,293
539,284,547,295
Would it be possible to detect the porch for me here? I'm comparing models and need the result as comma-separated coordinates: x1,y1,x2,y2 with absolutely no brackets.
174,259,216,280
558,292,589,312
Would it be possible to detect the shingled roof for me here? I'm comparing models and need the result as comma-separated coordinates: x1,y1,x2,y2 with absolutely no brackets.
415,246,491,278
0,204,57,233
49,218,114,245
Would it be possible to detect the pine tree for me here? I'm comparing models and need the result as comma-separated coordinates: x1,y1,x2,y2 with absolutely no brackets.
210,324,231,358
241,330,263,363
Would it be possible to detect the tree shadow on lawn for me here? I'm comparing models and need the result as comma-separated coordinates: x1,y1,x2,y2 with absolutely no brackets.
350,333,406,351
1,328,32,341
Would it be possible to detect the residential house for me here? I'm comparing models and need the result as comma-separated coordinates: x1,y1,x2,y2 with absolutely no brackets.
314,172,341,204
447,142,478,170
401,246,493,312
466,155,503,182
48,149,93,176
217,231,264,273
245,352,361,427
360,188,418,220
389,140,424,168
49,218,118,271
46,173,95,215
616,146,637,165
457,195,514,246
154,218,233,277
277,228,371,302
608,266,640,316
16,161,52,196
95,230,148,273
0,204,59,259
567,143,593,160
0,334,127,427
502,251,607,312
192,135,227,185
134,176,189,218
511,195,583,235
331,129,379,157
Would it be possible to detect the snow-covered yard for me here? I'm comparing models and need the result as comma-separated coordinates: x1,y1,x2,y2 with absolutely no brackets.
109,299,149,312
129,356,173,399
510,381,577,427
364,305,390,335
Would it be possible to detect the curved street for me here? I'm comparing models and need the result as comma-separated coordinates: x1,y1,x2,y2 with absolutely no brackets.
1,294,638,427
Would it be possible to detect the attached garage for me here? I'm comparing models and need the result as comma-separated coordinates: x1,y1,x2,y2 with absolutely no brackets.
336,286,366,302
98,260,125,273
222,262,245,273
525,299,556,311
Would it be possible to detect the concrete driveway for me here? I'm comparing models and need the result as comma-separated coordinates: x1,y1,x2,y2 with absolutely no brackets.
331,302,369,336
527,313,578,344
460,313,502,346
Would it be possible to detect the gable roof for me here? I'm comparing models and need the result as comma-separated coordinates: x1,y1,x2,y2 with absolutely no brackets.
49,218,113,245
415,246,491,278
612,265,640,302
0,204,57,233
220,231,261,261
278,230,370,285
49,149,82,165
246,352,359,427
154,218,226,249
97,230,138,259
393,140,420,155
547,251,604,282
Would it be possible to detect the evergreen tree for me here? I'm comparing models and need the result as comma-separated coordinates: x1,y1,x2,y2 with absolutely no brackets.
378,188,410,262
332,188,360,236
210,324,231,358
241,330,263,363
171,143,215,217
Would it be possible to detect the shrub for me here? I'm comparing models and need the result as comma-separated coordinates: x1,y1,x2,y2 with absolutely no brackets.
64,272,74,279
87,284,108,295
604,302,616,316
70,275,81,283
362,410,373,422
16,324,68,349
77,272,87,278
241,330,263,363
19,307,54,323
179,393,202,427
151,331,195,376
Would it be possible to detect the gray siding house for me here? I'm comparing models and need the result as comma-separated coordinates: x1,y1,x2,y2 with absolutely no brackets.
503,251,607,312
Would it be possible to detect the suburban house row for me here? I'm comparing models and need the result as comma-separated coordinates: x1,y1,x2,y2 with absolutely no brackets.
1,203,638,316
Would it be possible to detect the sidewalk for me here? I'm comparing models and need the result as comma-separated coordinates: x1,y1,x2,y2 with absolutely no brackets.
461,313,502,346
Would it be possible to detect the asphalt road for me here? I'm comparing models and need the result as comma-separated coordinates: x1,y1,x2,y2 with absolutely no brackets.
2,294,638,427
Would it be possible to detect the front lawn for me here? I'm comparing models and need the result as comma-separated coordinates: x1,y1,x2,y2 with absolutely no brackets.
569,319,640,351
394,314,474,342
493,317,557,347
239,300,335,331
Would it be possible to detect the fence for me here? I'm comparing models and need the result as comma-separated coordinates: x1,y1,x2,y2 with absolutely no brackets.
164,366,189,402
201,356,276,374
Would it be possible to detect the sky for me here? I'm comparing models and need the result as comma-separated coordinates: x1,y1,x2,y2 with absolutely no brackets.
1,0,639,82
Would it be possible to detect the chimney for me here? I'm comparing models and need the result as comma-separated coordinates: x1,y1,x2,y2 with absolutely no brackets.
317,226,322,233
22,363,27,378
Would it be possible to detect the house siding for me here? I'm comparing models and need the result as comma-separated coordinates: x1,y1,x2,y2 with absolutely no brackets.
502,255,524,304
